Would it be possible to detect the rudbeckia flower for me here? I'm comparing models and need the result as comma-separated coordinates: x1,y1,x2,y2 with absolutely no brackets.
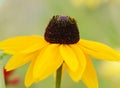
0,15,120,88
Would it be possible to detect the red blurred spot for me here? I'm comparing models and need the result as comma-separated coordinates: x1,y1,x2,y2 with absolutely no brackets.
4,68,20,85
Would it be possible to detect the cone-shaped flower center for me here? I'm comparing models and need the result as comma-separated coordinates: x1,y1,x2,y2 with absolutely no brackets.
44,15,80,44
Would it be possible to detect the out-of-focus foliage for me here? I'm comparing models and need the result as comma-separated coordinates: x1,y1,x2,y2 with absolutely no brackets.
71,0,103,8
99,61,120,79
0,0,120,88
71,0,120,8
99,61,120,88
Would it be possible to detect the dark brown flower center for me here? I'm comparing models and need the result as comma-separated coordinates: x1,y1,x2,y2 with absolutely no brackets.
44,15,80,44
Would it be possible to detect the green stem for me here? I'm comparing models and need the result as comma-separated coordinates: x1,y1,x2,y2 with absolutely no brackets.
56,65,62,88
0,55,6,88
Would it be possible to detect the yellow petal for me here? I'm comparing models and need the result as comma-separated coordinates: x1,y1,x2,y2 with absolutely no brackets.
5,51,39,71
68,44,86,82
79,39,120,61
0,36,46,54
59,45,79,72
21,43,46,54
25,60,35,87
82,55,98,88
33,44,63,81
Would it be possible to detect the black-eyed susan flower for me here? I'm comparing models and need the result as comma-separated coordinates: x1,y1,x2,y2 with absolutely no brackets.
0,15,120,88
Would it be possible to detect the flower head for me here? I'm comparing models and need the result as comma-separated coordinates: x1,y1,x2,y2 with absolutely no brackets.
0,15,120,88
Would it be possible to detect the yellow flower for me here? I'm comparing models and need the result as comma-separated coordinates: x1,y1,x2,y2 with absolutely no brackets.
0,15,120,88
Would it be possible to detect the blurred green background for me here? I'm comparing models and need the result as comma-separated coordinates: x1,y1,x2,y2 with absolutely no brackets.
0,0,120,88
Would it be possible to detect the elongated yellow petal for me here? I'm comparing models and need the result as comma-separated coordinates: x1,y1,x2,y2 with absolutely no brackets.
21,43,46,54
5,51,39,71
33,44,63,81
59,45,79,72
0,36,46,54
82,55,98,88
25,60,35,87
79,39,120,61
68,44,86,82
